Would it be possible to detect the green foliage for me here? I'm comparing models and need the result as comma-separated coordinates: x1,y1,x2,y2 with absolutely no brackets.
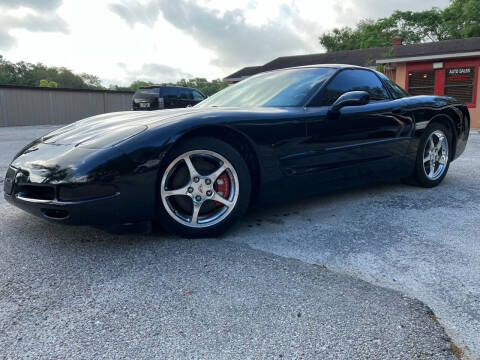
319,0,480,52
0,55,227,95
39,79,58,88
443,0,480,38
130,80,156,90
174,78,228,96
79,73,104,88
0,56,103,89
111,78,228,96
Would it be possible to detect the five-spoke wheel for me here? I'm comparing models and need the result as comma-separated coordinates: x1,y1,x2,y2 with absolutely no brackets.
156,137,251,237
161,150,239,228
423,130,449,181
405,122,451,188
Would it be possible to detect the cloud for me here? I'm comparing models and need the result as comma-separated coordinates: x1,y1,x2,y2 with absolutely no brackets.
118,62,193,84
108,1,160,28
0,0,68,50
332,0,450,27
109,0,324,69
1,0,64,11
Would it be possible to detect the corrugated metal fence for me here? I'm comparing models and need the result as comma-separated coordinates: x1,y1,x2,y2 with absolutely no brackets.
0,85,134,127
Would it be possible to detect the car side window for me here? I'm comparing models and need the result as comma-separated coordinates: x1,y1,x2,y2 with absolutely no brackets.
192,90,204,101
162,87,178,99
179,89,192,100
376,72,409,99
310,69,390,107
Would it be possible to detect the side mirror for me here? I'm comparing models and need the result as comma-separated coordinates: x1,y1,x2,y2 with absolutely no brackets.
328,91,370,116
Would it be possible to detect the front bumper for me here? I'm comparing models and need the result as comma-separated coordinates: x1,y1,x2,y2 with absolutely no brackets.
4,134,166,226
4,164,157,226
4,187,124,225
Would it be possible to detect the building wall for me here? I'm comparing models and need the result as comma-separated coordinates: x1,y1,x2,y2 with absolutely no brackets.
395,58,480,128
394,63,407,88
471,75,480,128
0,86,133,127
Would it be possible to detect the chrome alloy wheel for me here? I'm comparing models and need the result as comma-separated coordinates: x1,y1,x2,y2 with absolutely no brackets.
160,150,239,228
423,130,449,180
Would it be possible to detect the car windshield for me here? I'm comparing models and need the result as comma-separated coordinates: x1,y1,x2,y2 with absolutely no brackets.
196,67,336,108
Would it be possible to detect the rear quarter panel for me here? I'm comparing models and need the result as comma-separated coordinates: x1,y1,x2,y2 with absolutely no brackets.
402,95,470,161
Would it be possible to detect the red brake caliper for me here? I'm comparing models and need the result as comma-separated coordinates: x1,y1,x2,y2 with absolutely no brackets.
213,172,230,206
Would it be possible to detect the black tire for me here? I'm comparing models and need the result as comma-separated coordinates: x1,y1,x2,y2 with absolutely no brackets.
155,137,251,238
404,122,452,188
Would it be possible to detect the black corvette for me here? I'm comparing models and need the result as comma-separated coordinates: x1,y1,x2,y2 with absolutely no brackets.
4,65,470,237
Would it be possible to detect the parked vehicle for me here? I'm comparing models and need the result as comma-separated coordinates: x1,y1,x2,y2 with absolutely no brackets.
5,65,470,237
132,85,206,110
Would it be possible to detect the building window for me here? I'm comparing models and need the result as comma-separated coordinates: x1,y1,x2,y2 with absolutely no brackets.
408,71,435,95
444,67,476,105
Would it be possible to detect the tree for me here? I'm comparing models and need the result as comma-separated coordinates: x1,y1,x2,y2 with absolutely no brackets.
112,78,228,96
130,80,156,90
0,55,227,95
80,73,104,88
174,78,227,96
443,0,480,38
319,0,480,52
0,56,104,89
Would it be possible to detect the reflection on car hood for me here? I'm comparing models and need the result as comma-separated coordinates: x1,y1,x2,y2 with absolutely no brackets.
41,108,208,148
40,106,295,148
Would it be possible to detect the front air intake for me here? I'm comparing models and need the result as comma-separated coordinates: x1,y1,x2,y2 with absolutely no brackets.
41,209,69,220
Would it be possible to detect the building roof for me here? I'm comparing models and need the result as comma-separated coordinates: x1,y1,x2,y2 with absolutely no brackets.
223,48,385,82
224,37,480,82
224,66,263,82
378,37,480,63
260,47,386,72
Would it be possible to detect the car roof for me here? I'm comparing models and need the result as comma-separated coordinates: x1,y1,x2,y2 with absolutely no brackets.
138,85,197,90
294,64,364,68
254,64,370,75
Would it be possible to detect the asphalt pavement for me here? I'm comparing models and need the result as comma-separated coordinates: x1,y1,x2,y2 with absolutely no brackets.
231,130,480,359
1,125,477,359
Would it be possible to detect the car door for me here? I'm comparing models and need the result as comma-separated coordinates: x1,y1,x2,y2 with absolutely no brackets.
162,87,181,108
299,69,414,182
177,88,192,108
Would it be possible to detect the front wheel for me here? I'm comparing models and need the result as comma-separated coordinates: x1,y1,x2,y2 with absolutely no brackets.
407,123,451,188
155,137,251,238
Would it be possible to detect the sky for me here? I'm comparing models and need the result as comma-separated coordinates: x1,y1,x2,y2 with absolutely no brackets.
0,0,450,86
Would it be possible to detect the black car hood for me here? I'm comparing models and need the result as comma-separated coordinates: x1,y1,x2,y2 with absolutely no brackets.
41,108,209,148
39,107,293,149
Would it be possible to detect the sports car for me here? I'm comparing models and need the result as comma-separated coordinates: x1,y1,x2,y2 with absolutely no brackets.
4,65,470,237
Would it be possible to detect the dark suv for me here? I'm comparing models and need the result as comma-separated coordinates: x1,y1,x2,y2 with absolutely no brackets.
132,85,206,111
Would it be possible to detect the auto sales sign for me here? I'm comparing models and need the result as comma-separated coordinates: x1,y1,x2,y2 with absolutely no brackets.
447,67,474,82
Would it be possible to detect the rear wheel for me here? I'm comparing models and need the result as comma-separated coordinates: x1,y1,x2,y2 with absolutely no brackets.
156,137,251,238
405,123,451,188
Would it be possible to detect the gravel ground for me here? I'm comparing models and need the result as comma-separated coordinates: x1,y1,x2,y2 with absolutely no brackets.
0,125,472,359
230,131,480,359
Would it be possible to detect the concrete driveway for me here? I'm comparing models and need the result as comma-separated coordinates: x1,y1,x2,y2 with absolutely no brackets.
1,125,478,359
